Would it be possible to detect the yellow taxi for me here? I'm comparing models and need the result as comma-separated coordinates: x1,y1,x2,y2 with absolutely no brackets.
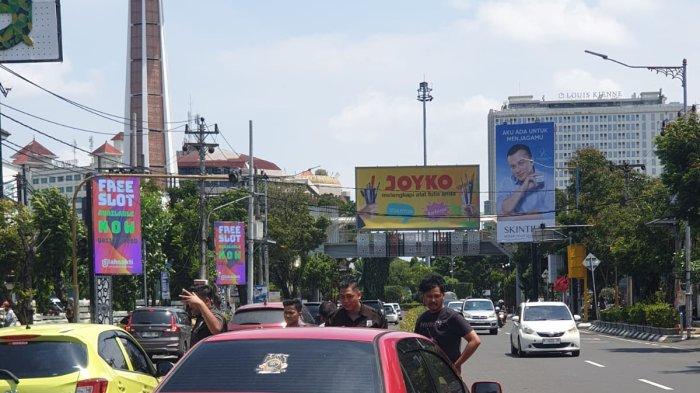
0,323,172,393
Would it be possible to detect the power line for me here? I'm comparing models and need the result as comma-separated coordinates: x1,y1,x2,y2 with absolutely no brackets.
0,102,188,135
1,141,87,176
1,113,134,169
0,65,189,127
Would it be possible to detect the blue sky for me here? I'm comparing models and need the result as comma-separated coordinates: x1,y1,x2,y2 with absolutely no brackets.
2,0,699,198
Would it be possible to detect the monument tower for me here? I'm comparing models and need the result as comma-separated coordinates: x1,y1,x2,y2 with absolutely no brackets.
124,0,176,175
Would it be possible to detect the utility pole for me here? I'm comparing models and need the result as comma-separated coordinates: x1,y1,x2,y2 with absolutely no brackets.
263,177,270,290
184,115,219,281
247,120,255,304
0,81,11,199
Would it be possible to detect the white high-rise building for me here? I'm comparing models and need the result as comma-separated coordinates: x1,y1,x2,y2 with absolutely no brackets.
487,90,684,210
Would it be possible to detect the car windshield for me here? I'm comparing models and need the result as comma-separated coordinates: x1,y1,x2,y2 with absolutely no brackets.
524,305,572,321
131,310,172,324
448,302,463,311
383,305,395,314
232,309,284,325
363,302,382,312
158,339,381,393
0,341,87,378
464,300,493,311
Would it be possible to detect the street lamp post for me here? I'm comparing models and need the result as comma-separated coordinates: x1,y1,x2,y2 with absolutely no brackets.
586,50,692,337
417,81,433,166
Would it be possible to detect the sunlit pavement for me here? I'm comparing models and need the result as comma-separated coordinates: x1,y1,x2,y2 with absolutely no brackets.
463,322,699,393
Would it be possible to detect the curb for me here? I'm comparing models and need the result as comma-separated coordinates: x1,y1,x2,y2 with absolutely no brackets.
588,321,690,342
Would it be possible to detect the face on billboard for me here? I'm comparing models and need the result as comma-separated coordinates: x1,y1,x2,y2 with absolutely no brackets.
495,123,556,243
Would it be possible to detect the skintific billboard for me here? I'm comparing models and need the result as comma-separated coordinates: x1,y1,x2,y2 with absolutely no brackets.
0,0,63,63
495,122,555,243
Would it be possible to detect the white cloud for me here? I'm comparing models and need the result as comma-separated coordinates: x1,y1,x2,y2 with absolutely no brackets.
3,60,102,99
552,68,622,92
475,0,631,45
447,0,474,11
598,0,659,14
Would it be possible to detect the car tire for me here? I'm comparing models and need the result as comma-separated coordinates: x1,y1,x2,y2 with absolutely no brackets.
490,328,498,335
516,337,525,357
572,350,580,357
510,341,517,356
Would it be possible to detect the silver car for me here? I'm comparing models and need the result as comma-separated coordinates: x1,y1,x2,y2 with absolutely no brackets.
461,298,499,335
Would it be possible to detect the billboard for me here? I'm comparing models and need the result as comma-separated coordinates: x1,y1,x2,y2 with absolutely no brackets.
214,221,246,285
0,0,63,63
92,177,142,275
495,122,556,242
356,165,479,230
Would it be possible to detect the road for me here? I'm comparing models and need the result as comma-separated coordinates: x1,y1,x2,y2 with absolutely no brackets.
462,322,699,393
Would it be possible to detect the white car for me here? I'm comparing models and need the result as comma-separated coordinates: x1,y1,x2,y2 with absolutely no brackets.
461,298,499,335
510,301,581,357
386,302,403,320
383,305,399,324
447,301,464,312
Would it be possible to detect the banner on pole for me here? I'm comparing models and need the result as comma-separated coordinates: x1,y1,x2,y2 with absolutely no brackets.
214,221,246,285
92,176,142,275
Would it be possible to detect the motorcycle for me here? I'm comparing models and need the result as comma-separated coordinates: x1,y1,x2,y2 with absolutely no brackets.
495,307,507,327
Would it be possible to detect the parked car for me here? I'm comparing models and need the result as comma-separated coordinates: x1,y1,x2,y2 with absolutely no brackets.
227,302,315,331
442,291,459,307
386,302,403,320
303,301,322,324
461,298,499,335
154,327,502,393
447,301,464,312
0,323,172,393
362,299,386,316
510,301,581,357
384,304,399,324
126,307,192,358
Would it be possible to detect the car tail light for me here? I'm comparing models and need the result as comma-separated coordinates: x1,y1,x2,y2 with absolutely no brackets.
75,378,108,393
165,314,180,333
124,316,133,333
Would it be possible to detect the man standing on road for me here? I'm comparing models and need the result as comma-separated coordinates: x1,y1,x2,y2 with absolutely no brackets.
283,299,307,327
180,284,226,346
2,301,17,327
415,274,481,372
327,277,387,328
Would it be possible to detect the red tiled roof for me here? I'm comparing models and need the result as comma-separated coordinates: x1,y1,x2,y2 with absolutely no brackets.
177,149,281,170
111,132,124,141
92,142,122,155
11,140,57,165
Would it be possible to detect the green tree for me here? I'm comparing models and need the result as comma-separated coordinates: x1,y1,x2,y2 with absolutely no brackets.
268,184,329,298
300,253,339,300
654,113,700,227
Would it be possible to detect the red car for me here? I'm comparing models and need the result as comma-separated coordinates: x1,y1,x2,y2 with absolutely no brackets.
227,302,316,331
154,327,502,393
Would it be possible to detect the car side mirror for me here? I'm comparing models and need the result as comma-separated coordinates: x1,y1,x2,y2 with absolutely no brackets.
574,315,581,322
472,381,503,393
512,316,520,323
156,361,175,377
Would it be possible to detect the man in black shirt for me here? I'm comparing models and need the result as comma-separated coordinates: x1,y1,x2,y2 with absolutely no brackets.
414,274,481,372
327,276,387,328
180,284,227,346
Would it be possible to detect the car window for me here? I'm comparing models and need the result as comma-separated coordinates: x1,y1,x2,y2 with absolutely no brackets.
0,340,87,378
158,339,381,393
463,300,494,311
420,350,465,393
98,334,129,371
119,335,154,375
397,339,437,393
131,310,172,324
523,305,572,321
231,309,284,324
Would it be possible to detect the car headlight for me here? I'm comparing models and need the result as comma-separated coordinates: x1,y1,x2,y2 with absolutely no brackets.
464,313,472,318
522,325,535,334
567,326,579,334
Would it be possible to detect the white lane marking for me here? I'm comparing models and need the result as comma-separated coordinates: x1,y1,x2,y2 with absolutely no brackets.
584,360,606,368
505,332,511,335
638,379,674,391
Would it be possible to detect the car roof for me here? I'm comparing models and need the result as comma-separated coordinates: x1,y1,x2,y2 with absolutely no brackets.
235,302,284,311
465,298,492,302
521,301,568,307
132,306,184,313
0,323,123,341
448,301,463,304
205,327,417,343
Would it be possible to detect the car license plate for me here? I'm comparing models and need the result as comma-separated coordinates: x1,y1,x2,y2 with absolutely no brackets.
542,338,560,344
142,332,159,338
